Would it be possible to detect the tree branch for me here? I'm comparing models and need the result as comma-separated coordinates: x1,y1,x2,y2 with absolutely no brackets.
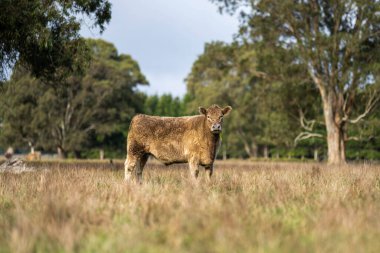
346,136,360,141
299,108,316,131
343,90,380,124
295,106,323,145
294,132,323,145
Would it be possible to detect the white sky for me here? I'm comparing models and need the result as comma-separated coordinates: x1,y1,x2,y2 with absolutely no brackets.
80,0,239,97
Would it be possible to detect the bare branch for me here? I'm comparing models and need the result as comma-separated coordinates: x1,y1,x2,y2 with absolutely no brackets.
307,63,327,92
84,124,96,133
346,136,360,141
299,108,317,131
294,132,323,145
295,106,324,145
346,134,375,142
343,90,380,124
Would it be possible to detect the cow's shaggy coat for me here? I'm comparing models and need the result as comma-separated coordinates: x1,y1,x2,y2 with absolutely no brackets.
124,105,232,182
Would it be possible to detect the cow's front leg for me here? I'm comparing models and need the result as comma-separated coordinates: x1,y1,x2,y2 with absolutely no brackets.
205,164,214,181
136,154,149,184
125,155,138,182
189,158,200,180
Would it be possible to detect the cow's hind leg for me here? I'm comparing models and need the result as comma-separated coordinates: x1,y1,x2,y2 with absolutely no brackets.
205,164,214,181
136,153,149,183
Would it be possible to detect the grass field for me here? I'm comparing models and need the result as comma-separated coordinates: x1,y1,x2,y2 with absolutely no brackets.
1,160,380,253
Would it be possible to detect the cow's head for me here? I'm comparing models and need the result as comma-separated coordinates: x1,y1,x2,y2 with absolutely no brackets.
199,105,232,134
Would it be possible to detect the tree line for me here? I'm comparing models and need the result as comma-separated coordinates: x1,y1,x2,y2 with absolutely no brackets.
207,0,380,163
0,38,379,160
0,0,379,163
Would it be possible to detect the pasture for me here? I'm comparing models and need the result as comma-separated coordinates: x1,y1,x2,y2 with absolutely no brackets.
1,160,380,253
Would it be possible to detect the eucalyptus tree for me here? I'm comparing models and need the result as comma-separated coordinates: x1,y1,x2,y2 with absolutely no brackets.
211,0,380,163
0,0,111,82
186,41,289,158
0,39,147,158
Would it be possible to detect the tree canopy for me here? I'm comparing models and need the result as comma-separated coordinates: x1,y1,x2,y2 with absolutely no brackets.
0,39,147,158
0,0,111,82
1,1,379,161
186,41,322,158
211,0,380,163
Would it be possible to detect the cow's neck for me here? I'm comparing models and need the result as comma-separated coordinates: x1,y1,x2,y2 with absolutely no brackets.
202,118,220,160
208,133,220,160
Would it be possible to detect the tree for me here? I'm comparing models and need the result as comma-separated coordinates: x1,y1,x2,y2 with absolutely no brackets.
0,68,44,152
345,95,380,160
144,94,185,117
0,0,111,82
212,0,380,164
144,95,160,115
186,42,280,158
0,39,148,158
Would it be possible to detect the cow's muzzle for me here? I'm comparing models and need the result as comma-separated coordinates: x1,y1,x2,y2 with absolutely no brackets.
211,124,222,133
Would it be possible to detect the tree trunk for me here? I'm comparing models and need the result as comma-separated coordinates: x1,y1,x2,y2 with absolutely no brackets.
28,142,34,154
251,143,258,158
222,144,227,160
314,148,319,161
263,145,269,159
99,149,104,160
242,139,258,158
325,123,346,164
322,92,346,164
57,146,66,159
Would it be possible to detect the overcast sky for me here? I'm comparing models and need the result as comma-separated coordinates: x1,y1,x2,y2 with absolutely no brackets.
80,0,239,97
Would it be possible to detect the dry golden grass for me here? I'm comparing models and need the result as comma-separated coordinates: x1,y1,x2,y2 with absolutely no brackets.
1,160,380,253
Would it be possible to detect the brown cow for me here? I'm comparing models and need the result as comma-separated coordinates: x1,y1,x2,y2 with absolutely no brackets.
124,104,232,182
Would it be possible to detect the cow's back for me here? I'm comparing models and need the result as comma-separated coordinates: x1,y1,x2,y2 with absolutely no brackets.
127,114,203,164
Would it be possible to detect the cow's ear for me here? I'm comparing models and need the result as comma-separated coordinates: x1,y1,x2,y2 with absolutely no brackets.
222,106,232,116
199,107,207,115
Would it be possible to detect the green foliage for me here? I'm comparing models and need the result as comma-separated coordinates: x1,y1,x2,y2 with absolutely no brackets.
186,42,260,157
211,0,380,162
1,0,379,160
0,69,43,149
0,0,111,81
0,39,147,157
185,41,323,158
144,94,185,117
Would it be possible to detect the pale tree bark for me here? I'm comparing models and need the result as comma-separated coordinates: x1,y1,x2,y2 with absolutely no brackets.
237,128,258,158
263,145,269,159
294,108,323,145
99,149,104,160
314,148,319,161
222,144,227,160
28,141,35,154
242,141,258,158
251,143,258,158
57,146,66,159
321,89,346,164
